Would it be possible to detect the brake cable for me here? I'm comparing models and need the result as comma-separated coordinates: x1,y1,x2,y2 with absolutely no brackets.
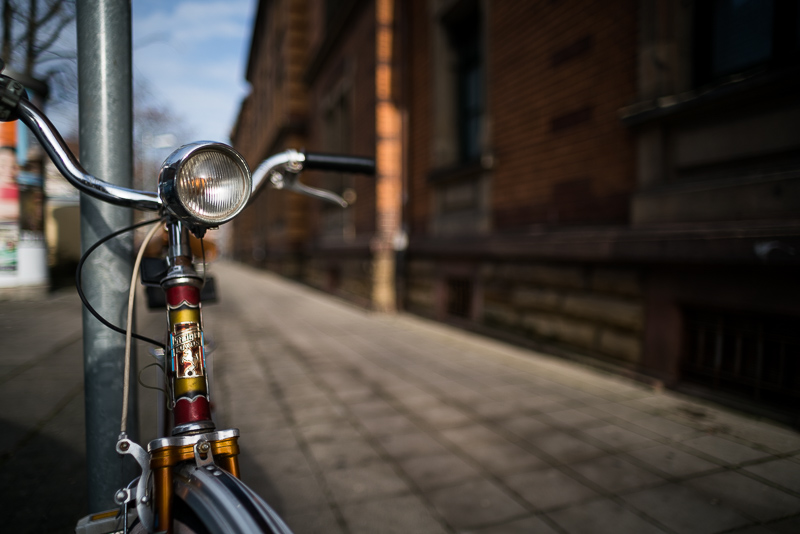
75,218,166,349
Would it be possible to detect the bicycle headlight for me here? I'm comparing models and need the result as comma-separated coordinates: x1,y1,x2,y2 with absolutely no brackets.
158,142,252,229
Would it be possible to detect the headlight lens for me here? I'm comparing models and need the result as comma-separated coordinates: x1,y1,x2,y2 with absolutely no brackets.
176,150,250,224
159,143,252,228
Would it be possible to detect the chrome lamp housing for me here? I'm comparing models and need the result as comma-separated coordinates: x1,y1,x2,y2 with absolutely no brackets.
158,142,252,234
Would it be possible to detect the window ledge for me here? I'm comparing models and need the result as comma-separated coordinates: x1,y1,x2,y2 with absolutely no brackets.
619,65,800,127
427,159,489,183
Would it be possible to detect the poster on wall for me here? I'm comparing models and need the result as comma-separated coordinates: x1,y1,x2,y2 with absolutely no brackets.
19,166,44,237
0,146,19,271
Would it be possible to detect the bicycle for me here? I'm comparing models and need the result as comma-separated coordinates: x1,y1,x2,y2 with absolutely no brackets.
0,70,374,533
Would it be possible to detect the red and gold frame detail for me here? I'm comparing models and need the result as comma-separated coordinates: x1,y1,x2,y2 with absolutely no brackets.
166,285,213,428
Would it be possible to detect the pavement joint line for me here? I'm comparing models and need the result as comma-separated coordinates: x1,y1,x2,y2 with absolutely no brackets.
734,513,800,533
244,329,354,534
0,331,83,387
679,461,800,500
257,325,461,534
0,381,83,468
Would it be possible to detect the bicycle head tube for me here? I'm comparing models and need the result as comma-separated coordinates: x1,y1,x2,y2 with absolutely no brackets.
163,221,215,436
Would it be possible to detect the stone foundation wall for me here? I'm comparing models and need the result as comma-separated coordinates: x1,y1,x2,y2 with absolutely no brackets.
406,259,644,365
405,260,437,311
304,257,373,305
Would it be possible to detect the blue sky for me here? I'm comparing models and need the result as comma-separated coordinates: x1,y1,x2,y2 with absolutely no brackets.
131,0,257,143
42,1,257,145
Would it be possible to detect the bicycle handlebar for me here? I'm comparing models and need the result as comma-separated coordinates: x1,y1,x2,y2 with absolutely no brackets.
251,149,375,207
302,152,375,174
16,97,162,211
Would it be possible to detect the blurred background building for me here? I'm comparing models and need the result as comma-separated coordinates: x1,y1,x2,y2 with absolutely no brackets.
230,0,800,424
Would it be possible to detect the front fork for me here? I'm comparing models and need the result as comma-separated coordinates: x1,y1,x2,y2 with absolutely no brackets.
117,221,241,534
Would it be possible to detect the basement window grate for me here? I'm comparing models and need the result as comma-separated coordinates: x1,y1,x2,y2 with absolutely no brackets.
446,277,472,319
682,308,800,409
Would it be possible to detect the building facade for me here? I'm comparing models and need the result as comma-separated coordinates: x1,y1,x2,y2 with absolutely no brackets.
231,0,800,423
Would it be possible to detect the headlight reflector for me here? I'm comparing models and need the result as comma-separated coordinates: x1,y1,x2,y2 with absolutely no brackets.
159,142,251,228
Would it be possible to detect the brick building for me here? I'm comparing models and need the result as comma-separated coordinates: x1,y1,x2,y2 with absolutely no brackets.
231,0,800,422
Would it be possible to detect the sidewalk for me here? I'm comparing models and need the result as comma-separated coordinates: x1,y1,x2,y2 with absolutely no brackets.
2,260,799,533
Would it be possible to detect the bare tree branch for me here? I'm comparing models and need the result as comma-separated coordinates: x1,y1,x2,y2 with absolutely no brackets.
34,7,72,56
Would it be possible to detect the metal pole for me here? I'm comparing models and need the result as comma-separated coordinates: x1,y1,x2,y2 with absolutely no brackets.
76,0,138,512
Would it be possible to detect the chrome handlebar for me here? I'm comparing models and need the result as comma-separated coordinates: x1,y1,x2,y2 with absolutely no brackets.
17,98,163,211
252,150,348,207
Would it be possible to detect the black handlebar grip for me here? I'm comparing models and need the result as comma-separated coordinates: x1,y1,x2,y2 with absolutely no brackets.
0,75,26,122
302,151,376,175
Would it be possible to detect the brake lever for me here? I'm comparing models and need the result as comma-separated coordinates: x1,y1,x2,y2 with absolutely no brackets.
268,169,348,207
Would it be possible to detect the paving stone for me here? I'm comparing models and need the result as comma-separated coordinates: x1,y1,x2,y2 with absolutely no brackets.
624,444,719,478
744,459,800,493
463,514,560,533
376,431,451,459
334,386,377,404
239,426,299,453
324,463,411,505
569,454,665,493
463,438,549,475
414,403,474,428
297,420,363,443
593,401,652,422
684,471,800,522
307,438,382,471
529,429,607,463
382,382,432,401
724,526,781,534
498,415,554,440
429,478,529,530
255,448,316,479
623,483,751,534
358,413,422,437
400,452,483,491
441,423,505,446
470,399,522,419
289,403,347,426
539,408,606,429
340,494,448,534
763,515,800,533
680,435,772,465
547,498,670,534
580,424,659,451
625,416,702,441
442,424,548,474
503,467,601,511
284,507,345,534
347,398,400,420
712,416,800,454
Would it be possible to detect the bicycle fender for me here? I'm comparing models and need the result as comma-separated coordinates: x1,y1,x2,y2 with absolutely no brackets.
173,463,294,534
